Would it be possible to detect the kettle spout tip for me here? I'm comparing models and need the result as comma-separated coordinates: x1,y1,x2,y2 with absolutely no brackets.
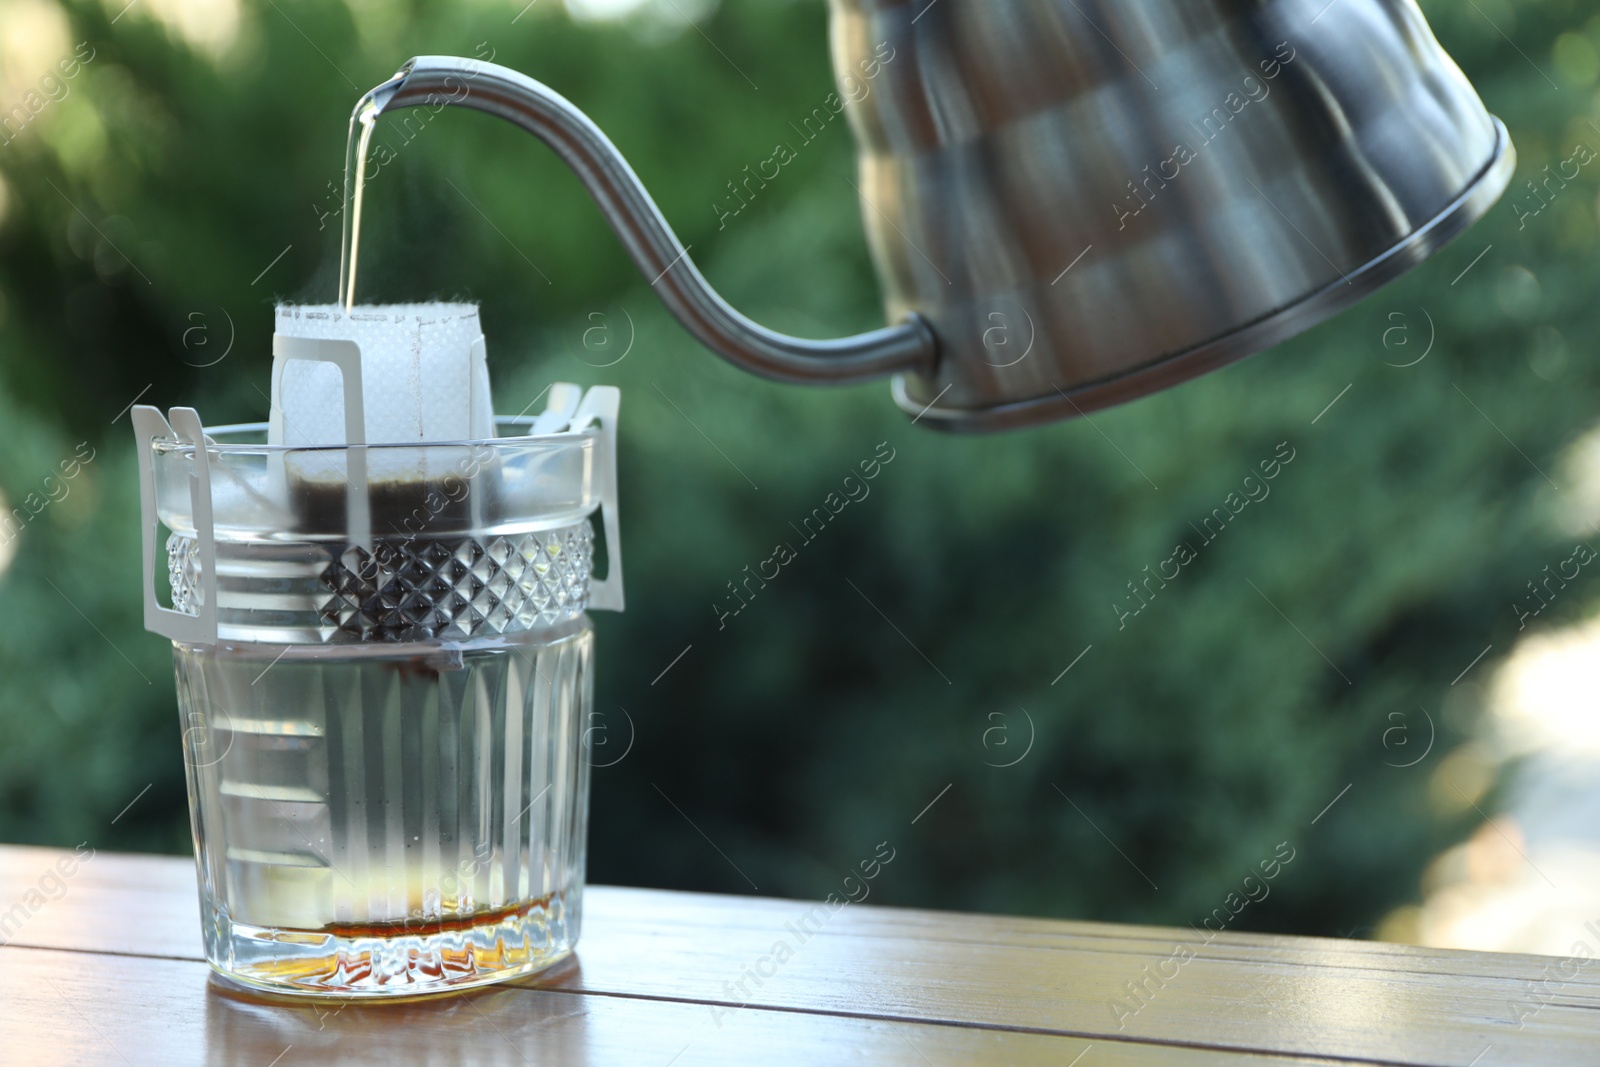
356,62,416,120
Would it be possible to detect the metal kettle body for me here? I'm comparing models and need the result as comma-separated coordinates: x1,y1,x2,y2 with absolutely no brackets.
372,0,1511,432
829,0,1512,429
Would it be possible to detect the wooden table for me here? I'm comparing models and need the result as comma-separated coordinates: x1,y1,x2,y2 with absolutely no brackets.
0,845,1592,1065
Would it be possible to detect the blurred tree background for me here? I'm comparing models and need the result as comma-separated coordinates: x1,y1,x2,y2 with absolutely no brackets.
0,0,1597,942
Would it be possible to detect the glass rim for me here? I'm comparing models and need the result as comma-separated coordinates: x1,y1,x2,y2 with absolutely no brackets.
152,416,599,456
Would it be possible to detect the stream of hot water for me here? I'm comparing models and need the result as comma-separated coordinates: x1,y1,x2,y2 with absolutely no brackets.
336,87,382,310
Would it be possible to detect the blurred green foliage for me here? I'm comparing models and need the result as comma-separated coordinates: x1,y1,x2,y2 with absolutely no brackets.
0,0,1598,939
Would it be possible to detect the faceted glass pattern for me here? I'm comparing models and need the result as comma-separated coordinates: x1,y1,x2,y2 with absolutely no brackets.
165,522,593,644
318,525,594,641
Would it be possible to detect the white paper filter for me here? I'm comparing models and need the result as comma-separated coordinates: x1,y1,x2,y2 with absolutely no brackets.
271,303,495,490
273,303,493,447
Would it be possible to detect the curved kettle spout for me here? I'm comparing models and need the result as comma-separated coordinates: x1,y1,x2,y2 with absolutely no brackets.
376,56,937,385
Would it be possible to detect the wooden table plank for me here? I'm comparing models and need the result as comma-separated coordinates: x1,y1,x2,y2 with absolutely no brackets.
0,844,199,959
2,846,1596,1066
6,844,1592,993
2,945,1363,1067
534,902,1598,1067
581,886,1600,990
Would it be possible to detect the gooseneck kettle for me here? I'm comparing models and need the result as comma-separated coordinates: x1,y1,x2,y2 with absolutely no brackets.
364,0,1512,432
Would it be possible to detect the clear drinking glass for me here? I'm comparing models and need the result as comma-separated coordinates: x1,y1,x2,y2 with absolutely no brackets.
141,414,618,997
